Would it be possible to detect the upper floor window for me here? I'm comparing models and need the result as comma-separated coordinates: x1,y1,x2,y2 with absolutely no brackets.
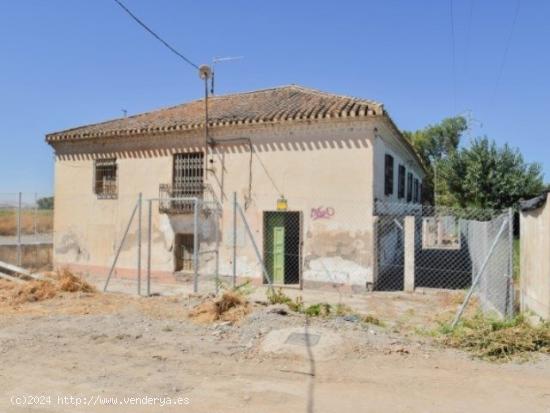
173,152,204,198
413,178,419,203
384,154,394,196
406,172,413,203
397,164,406,199
94,158,117,199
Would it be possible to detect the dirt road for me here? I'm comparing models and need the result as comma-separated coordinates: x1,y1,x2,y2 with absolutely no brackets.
0,291,549,413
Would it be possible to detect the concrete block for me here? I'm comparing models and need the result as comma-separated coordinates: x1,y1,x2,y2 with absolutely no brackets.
404,215,415,292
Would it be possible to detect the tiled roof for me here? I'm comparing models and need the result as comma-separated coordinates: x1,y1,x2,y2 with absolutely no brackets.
46,85,386,142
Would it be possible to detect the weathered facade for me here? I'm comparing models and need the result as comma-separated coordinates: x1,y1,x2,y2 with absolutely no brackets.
46,85,424,289
520,192,550,320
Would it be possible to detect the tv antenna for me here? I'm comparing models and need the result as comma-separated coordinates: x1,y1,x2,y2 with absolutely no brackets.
211,56,244,95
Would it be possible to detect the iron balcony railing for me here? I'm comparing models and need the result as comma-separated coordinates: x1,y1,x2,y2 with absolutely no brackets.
158,183,219,214
95,179,118,200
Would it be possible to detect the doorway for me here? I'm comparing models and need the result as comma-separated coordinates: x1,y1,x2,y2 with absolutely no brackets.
175,233,194,272
263,211,301,285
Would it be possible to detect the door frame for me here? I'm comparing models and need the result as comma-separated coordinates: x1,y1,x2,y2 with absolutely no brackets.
262,211,303,288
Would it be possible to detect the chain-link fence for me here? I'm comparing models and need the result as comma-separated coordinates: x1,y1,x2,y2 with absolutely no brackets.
15,189,514,320
97,195,223,296
228,193,375,293
374,201,514,318
0,193,53,271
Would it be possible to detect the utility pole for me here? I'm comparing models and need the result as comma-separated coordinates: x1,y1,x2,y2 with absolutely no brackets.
434,162,438,205
199,65,213,181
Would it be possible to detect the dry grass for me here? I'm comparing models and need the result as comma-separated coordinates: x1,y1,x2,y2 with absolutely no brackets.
439,313,550,361
0,210,53,236
56,268,95,293
7,268,95,305
189,291,251,324
439,290,468,307
11,280,58,304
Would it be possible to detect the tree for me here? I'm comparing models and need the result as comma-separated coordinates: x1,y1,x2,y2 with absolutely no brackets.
403,116,468,204
439,138,545,210
37,196,54,210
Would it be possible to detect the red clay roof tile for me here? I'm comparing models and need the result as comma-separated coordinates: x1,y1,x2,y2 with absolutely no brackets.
45,85,384,142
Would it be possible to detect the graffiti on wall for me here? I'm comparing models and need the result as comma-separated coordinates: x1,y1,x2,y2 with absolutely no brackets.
311,206,335,221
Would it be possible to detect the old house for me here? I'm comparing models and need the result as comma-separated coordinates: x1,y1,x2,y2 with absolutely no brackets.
46,85,424,290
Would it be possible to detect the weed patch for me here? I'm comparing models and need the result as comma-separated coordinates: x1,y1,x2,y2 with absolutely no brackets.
266,288,382,325
438,313,550,361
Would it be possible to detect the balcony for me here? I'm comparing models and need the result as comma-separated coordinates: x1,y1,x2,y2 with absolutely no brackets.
158,183,219,214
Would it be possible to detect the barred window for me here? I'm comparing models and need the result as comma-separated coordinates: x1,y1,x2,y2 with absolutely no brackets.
397,164,406,199
406,172,413,203
384,154,394,196
173,152,204,198
94,158,117,199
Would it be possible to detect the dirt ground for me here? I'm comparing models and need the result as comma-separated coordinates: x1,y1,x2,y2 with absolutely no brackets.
1,281,550,413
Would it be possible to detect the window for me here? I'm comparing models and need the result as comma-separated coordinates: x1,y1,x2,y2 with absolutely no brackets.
94,158,117,199
397,165,406,199
173,152,204,198
422,216,461,250
406,172,413,202
384,154,394,196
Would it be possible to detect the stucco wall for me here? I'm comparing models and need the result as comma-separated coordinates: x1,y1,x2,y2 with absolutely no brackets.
51,117,416,288
520,198,550,320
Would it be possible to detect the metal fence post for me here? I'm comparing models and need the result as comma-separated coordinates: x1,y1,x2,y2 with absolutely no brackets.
33,193,38,269
147,199,152,297
16,192,22,266
232,192,237,288
193,199,199,293
506,207,514,317
236,201,273,290
214,208,220,295
103,199,139,292
508,207,514,278
137,193,142,295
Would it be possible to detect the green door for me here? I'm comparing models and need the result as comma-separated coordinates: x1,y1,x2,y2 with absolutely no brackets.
265,213,286,284
272,226,285,284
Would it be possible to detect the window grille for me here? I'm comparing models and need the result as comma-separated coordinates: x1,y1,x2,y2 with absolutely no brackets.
94,158,117,199
172,153,204,212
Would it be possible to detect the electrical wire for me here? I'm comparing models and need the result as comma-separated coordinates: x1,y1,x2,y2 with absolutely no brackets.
252,149,283,197
490,0,521,105
112,0,199,70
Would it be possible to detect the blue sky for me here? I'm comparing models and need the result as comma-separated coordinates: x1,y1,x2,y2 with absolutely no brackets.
0,0,548,195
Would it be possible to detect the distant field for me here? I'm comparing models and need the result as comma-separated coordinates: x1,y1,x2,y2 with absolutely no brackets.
0,209,53,236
